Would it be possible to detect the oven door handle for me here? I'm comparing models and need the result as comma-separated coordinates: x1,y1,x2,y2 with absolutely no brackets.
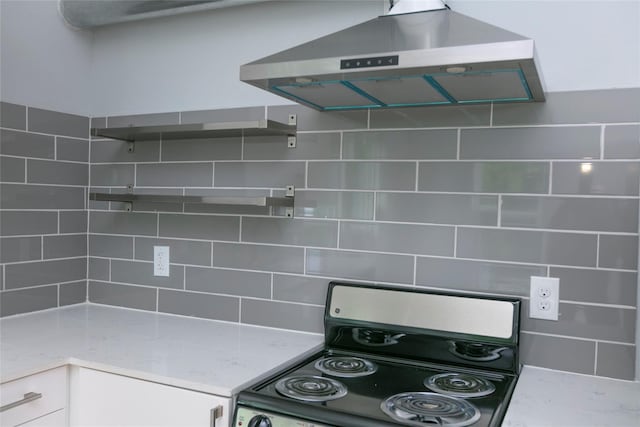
210,405,223,427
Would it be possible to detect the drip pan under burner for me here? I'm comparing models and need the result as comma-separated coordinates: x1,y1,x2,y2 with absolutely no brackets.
424,372,496,398
275,375,347,402
381,392,480,427
314,356,378,378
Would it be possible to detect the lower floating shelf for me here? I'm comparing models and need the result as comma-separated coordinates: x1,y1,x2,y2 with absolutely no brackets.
89,186,295,216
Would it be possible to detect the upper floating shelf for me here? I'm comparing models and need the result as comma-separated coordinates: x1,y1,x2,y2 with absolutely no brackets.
91,119,296,142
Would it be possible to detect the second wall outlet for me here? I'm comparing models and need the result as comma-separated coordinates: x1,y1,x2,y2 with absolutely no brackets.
154,246,170,277
529,276,559,320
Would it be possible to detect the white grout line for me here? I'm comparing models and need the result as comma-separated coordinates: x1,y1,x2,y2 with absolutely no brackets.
456,129,461,159
593,341,599,375
521,331,634,347
238,216,243,242
339,131,344,160
453,226,458,257
155,288,159,312
270,273,274,299
600,125,606,160
414,162,419,191
489,102,494,127
596,234,600,267
183,267,187,290
303,247,307,275
412,256,417,285
497,195,502,227
548,161,553,194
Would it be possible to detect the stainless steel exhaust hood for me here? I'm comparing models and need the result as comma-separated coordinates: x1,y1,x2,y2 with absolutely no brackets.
240,7,545,111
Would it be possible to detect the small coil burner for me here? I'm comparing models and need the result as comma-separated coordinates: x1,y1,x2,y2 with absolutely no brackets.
274,375,347,402
314,356,378,378
381,392,481,427
449,340,506,362
424,372,496,398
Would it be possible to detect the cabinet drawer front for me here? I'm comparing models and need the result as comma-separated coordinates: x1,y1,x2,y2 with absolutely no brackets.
0,367,67,427
18,409,66,427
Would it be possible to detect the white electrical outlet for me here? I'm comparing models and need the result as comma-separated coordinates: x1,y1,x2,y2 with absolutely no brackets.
529,276,559,320
154,246,170,277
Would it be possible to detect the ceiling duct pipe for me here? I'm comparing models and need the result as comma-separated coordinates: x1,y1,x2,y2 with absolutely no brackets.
58,0,273,29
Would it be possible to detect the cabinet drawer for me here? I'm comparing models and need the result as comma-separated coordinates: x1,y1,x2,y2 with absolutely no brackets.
0,367,67,427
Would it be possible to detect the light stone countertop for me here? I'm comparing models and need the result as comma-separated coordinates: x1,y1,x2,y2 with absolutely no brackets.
0,303,323,396
503,365,640,427
1,304,639,426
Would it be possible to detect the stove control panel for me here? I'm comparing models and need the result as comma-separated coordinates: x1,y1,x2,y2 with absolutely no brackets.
235,406,332,427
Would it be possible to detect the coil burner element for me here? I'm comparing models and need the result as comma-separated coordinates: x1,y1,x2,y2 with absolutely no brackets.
314,356,378,378
275,375,347,402
381,392,481,427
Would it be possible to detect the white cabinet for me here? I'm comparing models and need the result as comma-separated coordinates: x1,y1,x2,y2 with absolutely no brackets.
0,367,68,427
69,367,230,427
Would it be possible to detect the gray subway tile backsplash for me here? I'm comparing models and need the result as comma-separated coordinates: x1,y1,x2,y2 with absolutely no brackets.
90,164,135,186
340,221,454,256
522,301,636,343
598,234,638,270
0,211,58,236
2,93,636,380
343,129,457,160
457,227,597,267
501,196,638,233
0,102,26,130
91,139,160,163
242,217,338,248
161,137,241,161
0,237,41,263
1,156,25,182
0,286,58,317
59,211,87,234
306,248,414,284
28,107,88,138
43,234,86,259
214,161,305,188
57,137,89,162
89,257,110,281
244,133,340,161
0,184,84,210
272,274,329,305
268,104,367,131
595,343,636,381
88,281,157,311
418,161,549,193
604,125,640,159
27,159,88,186
90,211,157,236
59,281,87,306
241,298,324,333
376,193,498,226
1,129,55,159
111,260,184,289
552,161,640,196
4,258,86,289
492,89,640,126
370,104,490,128
460,126,600,159
158,289,239,322
89,234,133,258
520,332,595,375
185,266,270,298
159,213,239,241
549,267,637,307
308,161,416,191
293,190,374,220
134,237,211,266
416,257,546,297
137,162,213,187
213,242,304,274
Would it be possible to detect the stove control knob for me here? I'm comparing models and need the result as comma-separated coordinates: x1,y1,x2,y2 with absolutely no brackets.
247,415,272,427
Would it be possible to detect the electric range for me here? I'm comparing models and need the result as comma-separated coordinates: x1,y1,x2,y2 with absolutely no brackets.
233,281,521,427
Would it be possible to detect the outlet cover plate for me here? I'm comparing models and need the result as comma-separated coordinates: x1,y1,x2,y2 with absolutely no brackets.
529,276,559,321
154,246,170,277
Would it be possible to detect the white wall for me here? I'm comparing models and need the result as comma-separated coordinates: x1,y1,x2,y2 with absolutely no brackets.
89,0,386,116
1,1,638,116
0,0,93,116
